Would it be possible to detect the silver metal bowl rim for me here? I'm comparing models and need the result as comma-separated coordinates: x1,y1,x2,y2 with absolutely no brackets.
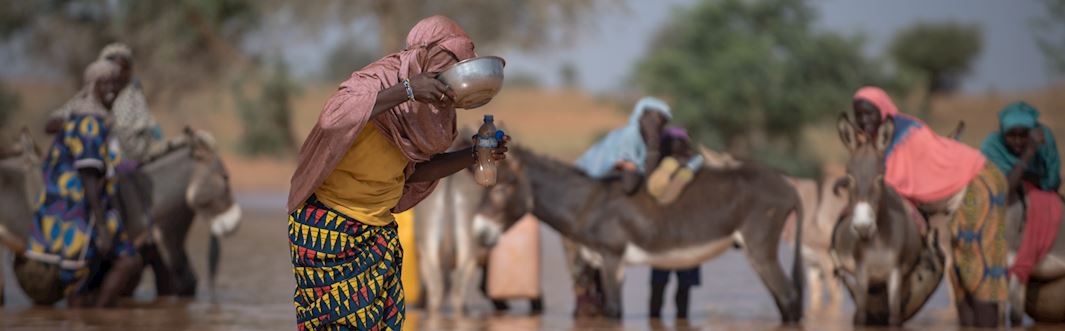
441,56,507,74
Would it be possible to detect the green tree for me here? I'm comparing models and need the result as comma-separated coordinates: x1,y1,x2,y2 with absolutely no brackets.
635,0,895,177
322,40,378,81
232,59,298,157
889,22,982,119
1035,0,1065,73
273,0,616,56
560,62,579,89
0,0,259,95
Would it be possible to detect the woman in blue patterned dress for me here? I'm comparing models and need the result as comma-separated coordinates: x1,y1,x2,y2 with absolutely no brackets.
14,60,143,307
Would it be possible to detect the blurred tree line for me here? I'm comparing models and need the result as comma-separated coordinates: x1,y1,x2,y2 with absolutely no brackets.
635,0,986,177
0,0,614,156
636,0,896,177
889,22,982,119
1036,0,1065,74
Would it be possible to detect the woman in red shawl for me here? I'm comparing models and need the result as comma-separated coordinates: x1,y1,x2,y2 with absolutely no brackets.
850,87,1007,328
287,16,507,330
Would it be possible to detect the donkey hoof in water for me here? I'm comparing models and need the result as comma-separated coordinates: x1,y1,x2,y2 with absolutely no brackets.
1010,309,1024,326
603,303,622,319
783,301,803,323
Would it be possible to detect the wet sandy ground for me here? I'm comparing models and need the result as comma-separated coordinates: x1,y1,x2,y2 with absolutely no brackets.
0,194,1058,330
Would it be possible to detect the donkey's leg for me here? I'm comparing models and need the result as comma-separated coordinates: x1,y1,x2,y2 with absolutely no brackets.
168,242,197,296
1008,276,1026,326
598,254,624,319
419,244,445,314
887,268,903,326
807,262,824,311
852,266,870,325
451,230,476,317
451,257,476,317
818,252,844,310
740,212,800,322
929,213,959,304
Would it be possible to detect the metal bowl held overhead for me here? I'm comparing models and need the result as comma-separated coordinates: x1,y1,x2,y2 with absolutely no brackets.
438,56,505,109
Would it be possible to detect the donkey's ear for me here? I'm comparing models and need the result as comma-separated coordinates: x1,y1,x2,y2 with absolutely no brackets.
183,126,195,137
874,116,895,153
18,126,38,156
837,113,859,152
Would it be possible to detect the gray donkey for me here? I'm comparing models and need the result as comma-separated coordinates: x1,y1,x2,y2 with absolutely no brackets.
474,145,805,322
0,127,240,303
127,127,242,296
413,128,537,315
830,115,945,326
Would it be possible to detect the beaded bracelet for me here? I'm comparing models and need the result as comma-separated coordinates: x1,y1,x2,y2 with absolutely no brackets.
402,78,415,102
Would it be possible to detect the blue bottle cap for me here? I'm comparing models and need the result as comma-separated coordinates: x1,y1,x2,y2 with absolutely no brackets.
484,114,494,123
495,130,505,140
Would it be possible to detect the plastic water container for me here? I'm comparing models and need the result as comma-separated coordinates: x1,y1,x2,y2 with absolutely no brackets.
474,115,499,186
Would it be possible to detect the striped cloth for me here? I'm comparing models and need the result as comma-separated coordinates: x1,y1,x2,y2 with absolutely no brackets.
948,163,1009,303
288,196,404,330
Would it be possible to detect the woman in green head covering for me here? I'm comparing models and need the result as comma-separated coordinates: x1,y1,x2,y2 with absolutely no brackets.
981,101,1060,197
980,101,1062,287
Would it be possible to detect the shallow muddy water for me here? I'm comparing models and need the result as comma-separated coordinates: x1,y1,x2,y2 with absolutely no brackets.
0,195,1054,330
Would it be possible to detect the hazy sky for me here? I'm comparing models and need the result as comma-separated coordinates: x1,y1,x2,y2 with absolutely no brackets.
500,0,1060,93
2,0,1059,94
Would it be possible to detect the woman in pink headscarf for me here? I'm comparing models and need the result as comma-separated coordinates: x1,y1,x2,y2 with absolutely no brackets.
287,16,508,330
850,87,1007,328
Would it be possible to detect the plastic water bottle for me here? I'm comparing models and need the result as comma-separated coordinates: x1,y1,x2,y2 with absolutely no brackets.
474,115,499,186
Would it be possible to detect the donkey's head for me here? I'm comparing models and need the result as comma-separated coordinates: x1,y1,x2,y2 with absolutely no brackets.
0,128,42,252
0,128,43,214
474,146,534,243
182,127,241,237
836,113,894,239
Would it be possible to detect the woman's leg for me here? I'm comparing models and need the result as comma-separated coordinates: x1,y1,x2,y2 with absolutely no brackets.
674,267,700,319
675,283,692,319
95,255,143,307
649,268,669,318
289,201,406,330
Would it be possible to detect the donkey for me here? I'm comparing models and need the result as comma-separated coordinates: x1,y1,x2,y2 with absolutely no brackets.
474,145,805,322
781,177,847,311
830,115,944,326
0,130,40,305
413,129,535,315
0,127,240,302
130,127,242,295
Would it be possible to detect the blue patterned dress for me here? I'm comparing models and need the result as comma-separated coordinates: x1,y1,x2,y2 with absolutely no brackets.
26,113,137,298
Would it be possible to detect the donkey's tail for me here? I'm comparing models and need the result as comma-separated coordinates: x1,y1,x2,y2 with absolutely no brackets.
790,192,805,321
207,203,242,294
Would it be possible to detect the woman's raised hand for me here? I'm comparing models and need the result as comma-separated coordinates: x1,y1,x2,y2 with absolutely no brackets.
409,72,456,108
1030,126,1046,146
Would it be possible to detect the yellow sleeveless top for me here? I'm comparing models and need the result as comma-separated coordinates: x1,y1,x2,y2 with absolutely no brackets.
314,124,409,226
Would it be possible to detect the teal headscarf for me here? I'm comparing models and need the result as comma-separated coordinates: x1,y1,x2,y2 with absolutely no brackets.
980,102,1061,191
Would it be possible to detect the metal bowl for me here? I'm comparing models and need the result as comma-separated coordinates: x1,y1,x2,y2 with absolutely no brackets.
438,56,505,109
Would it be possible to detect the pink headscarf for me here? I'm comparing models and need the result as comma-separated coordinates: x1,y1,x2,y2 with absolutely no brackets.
853,87,986,203
288,16,476,213
854,86,898,119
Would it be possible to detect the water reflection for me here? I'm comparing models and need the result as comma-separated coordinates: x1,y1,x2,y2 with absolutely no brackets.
0,207,1059,330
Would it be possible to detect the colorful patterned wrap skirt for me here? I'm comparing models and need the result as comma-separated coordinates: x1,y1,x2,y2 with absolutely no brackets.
288,196,405,330
949,163,1009,303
